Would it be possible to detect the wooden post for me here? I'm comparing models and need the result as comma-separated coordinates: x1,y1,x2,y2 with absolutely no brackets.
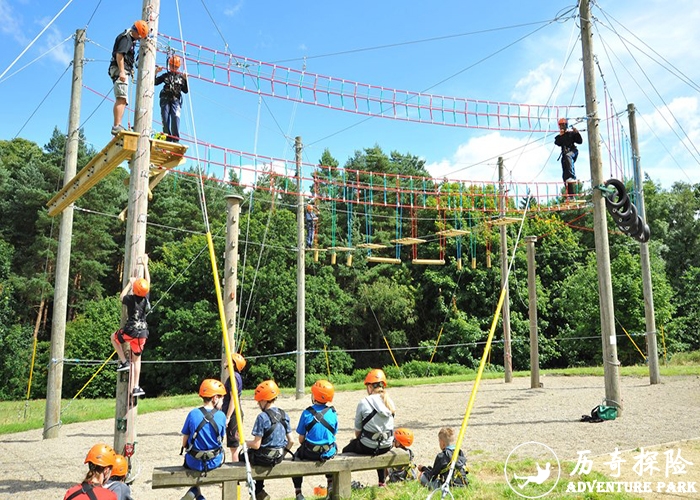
44,28,85,439
627,103,661,385
115,0,159,454
498,157,513,383
295,136,306,399
526,236,540,389
222,195,244,381
580,0,622,412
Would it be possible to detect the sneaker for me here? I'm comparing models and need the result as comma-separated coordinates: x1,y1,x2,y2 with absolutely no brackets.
111,125,125,135
180,487,197,500
255,491,271,500
132,386,145,397
117,360,131,372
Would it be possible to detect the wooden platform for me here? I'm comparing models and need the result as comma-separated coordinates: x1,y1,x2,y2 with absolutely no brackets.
356,243,389,249
488,216,521,226
47,131,187,217
390,237,426,245
436,229,470,237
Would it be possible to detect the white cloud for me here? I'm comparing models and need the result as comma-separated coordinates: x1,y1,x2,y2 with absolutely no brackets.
0,0,26,44
39,24,71,67
223,1,243,18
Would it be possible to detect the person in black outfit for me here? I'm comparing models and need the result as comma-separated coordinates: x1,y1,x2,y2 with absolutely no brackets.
155,55,189,142
554,117,583,196
418,427,468,490
108,20,148,135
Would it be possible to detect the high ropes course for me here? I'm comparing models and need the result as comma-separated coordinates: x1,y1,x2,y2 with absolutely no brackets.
158,34,584,133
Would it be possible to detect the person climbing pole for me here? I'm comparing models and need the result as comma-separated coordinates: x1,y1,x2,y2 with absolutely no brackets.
554,117,583,197
305,202,318,248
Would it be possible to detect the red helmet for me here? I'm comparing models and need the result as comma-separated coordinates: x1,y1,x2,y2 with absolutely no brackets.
132,278,149,297
311,379,335,403
364,368,387,387
133,20,148,39
85,443,116,468
168,55,181,71
254,380,280,401
112,454,129,477
199,379,226,398
394,428,414,447
231,352,246,372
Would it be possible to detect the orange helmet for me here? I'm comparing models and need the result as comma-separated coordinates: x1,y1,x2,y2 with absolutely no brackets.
254,380,280,401
199,378,226,398
558,117,568,127
112,454,129,477
133,20,148,39
364,368,387,387
85,443,117,468
231,352,247,372
132,278,149,297
394,428,414,448
311,379,335,403
168,55,181,71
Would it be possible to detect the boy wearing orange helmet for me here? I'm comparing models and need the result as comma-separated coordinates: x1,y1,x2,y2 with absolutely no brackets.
155,54,189,143
109,20,149,135
342,368,396,487
64,443,117,499
244,379,295,500
554,117,583,196
386,428,418,483
291,379,338,500
222,352,246,462
180,379,228,500
304,202,318,247
111,254,150,397
105,454,133,500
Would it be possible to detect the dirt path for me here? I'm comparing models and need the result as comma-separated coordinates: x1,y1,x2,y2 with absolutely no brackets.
1,375,698,499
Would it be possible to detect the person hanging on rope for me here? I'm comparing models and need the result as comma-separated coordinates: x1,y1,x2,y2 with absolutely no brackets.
554,117,583,197
342,369,396,487
180,379,227,500
305,202,319,248
108,20,149,136
223,352,246,462
111,254,150,398
155,55,189,143
64,443,118,500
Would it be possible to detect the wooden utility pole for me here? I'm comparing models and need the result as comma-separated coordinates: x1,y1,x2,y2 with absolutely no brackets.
526,235,540,389
580,0,622,411
114,0,159,454
44,28,85,439
222,195,244,381
627,103,661,385
295,136,306,399
498,157,513,383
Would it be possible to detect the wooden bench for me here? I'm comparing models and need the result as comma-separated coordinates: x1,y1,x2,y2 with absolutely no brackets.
152,449,410,499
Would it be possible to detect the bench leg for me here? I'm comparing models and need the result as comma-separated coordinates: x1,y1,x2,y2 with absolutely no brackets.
222,481,237,500
333,470,352,499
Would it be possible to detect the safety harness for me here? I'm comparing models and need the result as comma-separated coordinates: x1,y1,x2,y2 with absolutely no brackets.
387,448,418,482
65,483,98,500
181,407,223,474
299,406,337,461
359,406,393,456
252,408,290,466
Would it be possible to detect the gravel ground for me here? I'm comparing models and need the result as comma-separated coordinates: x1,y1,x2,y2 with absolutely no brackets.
1,374,699,499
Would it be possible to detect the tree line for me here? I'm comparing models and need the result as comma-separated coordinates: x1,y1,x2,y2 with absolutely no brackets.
0,130,698,401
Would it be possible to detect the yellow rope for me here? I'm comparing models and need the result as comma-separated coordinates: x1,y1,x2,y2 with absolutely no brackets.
324,344,331,378
72,351,117,400
383,335,400,370
618,322,646,361
25,333,40,401
428,325,444,365
660,325,667,366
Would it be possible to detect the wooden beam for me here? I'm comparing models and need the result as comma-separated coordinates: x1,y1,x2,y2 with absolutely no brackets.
436,229,470,237
356,243,388,249
390,237,426,245
46,131,139,216
488,216,521,226
367,256,401,264
412,258,446,265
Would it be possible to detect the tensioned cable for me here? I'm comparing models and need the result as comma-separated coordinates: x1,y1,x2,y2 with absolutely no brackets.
14,64,71,138
84,0,103,29
0,35,72,84
0,0,75,81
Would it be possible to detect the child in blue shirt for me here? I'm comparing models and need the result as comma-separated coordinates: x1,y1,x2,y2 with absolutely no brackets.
243,380,294,500
180,379,227,500
291,380,338,500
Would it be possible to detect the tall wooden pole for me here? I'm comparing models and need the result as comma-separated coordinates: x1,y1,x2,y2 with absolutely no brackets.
222,195,244,381
44,28,84,439
580,0,622,411
115,0,159,454
498,157,513,383
627,103,661,385
526,236,540,389
295,136,306,399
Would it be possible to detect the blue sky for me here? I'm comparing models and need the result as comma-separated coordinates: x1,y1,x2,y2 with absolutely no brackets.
1,0,699,192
